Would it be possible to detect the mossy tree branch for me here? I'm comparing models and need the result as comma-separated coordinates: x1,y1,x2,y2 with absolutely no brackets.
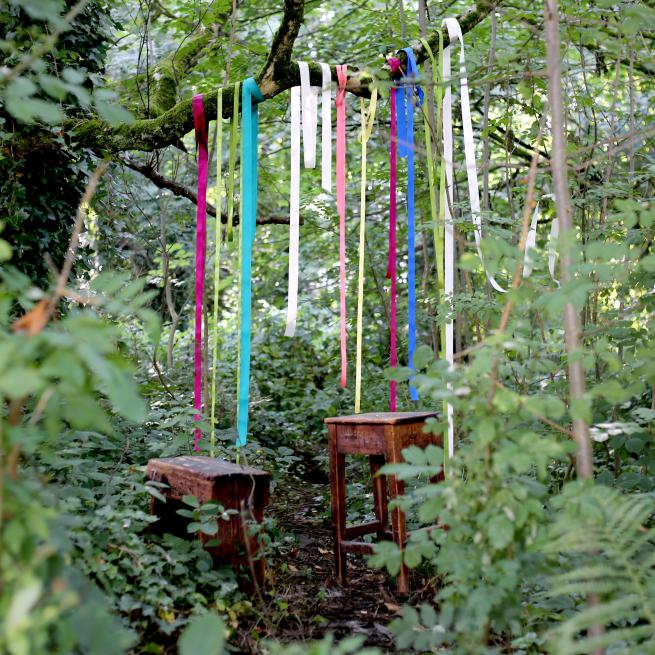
128,1,239,117
72,0,499,153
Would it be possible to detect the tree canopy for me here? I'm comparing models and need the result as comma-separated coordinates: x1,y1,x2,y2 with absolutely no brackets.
1,0,654,654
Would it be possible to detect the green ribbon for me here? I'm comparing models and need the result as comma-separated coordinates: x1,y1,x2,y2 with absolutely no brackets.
210,87,223,458
227,81,240,242
420,34,449,474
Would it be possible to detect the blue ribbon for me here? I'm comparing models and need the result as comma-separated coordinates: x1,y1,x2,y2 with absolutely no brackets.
237,78,264,447
396,48,423,401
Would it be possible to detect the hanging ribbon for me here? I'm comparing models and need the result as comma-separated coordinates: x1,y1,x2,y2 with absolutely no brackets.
226,81,240,242
387,57,401,412
396,47,424,401
320,63,332,192
236,78,264,448
285,61,326,337
548,215,559,282
285,86,302,337
298,61,319,168
442,18,507,294
210,88,224,459
336,64,348,388
354,88,378,414
523,195,559,284
420,35,450,472
192,94,209,451
441,22,459,459
419,37,445,317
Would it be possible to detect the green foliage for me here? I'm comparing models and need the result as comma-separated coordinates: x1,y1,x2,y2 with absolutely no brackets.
176,496,237,536
371,349,570,652
263,634,381,655
0,261,151,652
0,0,130,283
544,483,655,655
178,612,227,655
2,0,655,653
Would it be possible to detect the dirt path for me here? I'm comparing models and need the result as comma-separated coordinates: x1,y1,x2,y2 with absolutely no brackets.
234,476,411,652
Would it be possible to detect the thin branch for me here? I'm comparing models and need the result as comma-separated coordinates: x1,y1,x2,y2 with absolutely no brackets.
54,161,110,304
119,156,292,225
545,0,594,480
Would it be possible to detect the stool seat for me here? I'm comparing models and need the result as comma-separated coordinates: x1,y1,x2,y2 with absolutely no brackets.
326,411,441,593
146,456,270,584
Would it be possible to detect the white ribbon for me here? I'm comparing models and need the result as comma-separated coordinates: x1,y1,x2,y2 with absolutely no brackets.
443,17,507,295
298,61,318,169
522,201,541,279
285,62,328,336
523,194,560,284
285,87,301,337
548,216,559,283
320,62,332,191
443,18,564,457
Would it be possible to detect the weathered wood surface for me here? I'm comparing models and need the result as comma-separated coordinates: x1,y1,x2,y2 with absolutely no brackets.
327,413,442,594
325,411,437,425
146,456,270,584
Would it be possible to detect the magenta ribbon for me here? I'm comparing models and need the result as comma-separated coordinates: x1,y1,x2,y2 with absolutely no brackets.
388,82,398,411
336,64,348,389
387,57,400,411
193,94,208,450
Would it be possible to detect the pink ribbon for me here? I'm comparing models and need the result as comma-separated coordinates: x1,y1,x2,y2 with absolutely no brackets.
388,83,398,411
336,64,348,388
193,94,208,450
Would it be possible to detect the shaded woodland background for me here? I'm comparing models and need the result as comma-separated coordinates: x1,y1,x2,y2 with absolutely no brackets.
1,0,654,653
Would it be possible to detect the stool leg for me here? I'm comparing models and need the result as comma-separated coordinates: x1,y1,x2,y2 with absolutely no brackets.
369,455,388,539
388,473,409,594
329,426,347,585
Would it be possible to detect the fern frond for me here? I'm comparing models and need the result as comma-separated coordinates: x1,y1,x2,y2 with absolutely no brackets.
546,487,655,655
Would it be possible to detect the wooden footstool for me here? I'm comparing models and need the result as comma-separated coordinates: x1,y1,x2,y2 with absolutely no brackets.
326,412,441,593
146,456,270,584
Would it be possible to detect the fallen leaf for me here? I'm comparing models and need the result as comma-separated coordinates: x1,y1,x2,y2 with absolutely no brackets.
12,299,50,336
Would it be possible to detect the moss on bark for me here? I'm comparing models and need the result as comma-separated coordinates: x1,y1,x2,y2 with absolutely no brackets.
72,0,498,153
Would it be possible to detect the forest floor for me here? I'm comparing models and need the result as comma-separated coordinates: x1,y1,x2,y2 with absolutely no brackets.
232,474,434,653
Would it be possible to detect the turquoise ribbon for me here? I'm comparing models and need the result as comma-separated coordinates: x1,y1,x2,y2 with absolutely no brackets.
237,77,264,447
396,47,423,401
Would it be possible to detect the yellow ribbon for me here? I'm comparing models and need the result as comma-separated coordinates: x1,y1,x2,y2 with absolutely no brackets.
227,81,240,242
354,88,378,414
420,35,449,473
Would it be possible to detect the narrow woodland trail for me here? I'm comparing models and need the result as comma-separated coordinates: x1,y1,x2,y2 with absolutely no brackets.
234,474,432,652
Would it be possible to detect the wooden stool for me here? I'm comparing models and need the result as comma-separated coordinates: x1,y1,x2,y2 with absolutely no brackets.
326,411,440,593
146,456,270,584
